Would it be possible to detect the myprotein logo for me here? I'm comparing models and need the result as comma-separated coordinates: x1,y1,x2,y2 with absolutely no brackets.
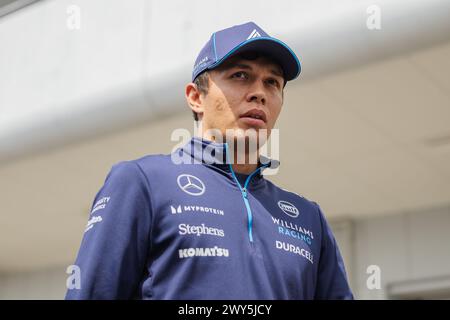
178,246,229,258
278,201,300,218
171,205,182,214
170,205,224,216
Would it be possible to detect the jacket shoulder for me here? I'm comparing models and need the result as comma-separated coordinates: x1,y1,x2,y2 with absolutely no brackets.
127,153,174,170
265,179,321,213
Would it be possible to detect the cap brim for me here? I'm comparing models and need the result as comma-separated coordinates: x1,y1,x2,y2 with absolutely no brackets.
208,37,301,82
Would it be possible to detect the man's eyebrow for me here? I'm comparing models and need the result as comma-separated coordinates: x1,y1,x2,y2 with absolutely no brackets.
269,67,283,78
229,63,252,71
229,63,284,78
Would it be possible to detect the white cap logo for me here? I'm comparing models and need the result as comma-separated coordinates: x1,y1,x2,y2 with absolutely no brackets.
247,29,262,40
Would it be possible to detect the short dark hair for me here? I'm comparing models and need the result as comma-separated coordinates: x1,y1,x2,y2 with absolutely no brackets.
191,51,285,121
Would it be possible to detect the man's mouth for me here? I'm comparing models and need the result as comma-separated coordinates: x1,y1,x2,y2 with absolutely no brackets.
239,108,267,125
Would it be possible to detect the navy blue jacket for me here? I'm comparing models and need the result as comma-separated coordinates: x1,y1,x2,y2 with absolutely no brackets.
65,137,353,299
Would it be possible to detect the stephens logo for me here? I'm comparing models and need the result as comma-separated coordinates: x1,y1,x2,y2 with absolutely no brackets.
278,200,300,218
178,223,225,237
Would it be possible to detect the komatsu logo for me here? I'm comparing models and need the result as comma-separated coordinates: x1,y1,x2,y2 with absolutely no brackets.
277,200,299,218
178,246,229,258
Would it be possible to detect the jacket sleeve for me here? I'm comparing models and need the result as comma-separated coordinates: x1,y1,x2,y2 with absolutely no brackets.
314,204,354,299
65,161,152,300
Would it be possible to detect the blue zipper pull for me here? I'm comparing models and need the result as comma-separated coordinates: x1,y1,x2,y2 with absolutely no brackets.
242,188,248,198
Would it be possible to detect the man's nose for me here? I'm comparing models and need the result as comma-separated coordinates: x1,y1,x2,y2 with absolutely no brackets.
247,80,266,105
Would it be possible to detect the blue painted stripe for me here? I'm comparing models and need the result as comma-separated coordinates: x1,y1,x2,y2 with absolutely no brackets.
212,32,218,61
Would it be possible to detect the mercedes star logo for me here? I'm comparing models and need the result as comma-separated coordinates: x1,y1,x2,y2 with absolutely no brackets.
177,174,206,196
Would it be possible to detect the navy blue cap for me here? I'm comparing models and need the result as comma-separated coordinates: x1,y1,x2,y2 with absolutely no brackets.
192,22,301,83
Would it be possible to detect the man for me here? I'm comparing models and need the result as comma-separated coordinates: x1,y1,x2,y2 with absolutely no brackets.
66,22,354,300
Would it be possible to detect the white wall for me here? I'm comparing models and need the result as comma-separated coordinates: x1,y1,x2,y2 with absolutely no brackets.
0,266,67,299
1,0,450,300
1,0,449,161
331,204,450,299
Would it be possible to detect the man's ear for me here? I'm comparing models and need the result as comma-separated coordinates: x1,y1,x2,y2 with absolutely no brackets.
185,83,204,118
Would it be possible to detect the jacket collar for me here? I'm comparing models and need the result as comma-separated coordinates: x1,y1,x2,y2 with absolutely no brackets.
178,137,280,178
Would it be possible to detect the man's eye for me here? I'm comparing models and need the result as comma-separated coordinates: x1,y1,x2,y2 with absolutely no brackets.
232,71,248,79
267,78,280,87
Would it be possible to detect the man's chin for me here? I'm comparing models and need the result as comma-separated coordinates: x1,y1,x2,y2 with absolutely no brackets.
225,128,270,149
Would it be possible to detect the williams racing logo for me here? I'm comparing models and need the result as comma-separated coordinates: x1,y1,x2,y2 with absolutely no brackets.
271,217,314,246
277,200,299,218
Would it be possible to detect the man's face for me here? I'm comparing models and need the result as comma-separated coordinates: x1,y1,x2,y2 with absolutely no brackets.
198,55,284,144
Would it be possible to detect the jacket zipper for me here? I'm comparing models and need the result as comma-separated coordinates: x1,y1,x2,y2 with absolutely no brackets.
225,143,269,243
